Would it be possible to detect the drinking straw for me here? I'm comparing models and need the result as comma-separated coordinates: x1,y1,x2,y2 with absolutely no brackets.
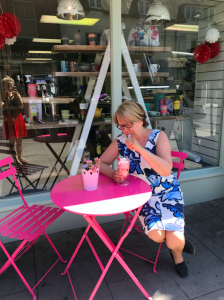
124,134,130,157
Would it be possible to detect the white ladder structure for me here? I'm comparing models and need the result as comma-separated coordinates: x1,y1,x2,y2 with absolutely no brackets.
70,24,152,176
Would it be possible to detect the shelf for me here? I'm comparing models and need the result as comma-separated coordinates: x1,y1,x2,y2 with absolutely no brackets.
22,119,112,130
52,72,169,77
51,45,171,54
149,114,190,122
22,97,74,104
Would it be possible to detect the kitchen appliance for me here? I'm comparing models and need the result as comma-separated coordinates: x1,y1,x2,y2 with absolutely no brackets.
43,102,59,122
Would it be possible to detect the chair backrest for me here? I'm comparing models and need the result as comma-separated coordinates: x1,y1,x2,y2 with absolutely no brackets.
171,151,187,180
0,157,28,206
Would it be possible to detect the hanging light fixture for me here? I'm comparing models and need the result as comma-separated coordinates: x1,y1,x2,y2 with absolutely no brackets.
145,2,170,26
57,0,85,21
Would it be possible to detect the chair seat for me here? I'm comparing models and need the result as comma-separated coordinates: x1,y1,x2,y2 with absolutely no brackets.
14,163,48,176
0,204,64,242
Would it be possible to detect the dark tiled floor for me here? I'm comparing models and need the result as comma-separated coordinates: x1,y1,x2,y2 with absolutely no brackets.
1,198,224,300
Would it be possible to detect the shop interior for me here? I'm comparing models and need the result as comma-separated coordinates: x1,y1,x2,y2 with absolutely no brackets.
0,0,221,198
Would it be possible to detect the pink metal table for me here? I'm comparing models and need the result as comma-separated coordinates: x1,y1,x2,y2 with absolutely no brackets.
51,173,152,300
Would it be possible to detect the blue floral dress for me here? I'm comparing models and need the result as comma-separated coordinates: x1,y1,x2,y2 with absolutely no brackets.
117,129,185,234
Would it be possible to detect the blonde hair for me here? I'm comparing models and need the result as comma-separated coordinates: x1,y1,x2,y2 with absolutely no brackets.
113,101,149,128
2,76,14,84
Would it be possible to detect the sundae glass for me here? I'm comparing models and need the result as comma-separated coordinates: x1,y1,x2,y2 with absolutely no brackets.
117,157,130,186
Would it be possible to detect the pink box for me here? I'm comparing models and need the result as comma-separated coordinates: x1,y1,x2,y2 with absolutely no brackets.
165,99,174,115
159,99,165,105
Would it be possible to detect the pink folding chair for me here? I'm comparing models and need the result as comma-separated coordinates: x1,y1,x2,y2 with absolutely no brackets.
0,157,67,300
119,151,187,273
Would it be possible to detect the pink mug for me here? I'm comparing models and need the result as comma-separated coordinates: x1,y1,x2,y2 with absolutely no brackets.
160,104,168,116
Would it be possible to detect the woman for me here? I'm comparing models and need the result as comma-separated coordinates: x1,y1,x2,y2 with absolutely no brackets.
1,76,28,163
100,101,194,278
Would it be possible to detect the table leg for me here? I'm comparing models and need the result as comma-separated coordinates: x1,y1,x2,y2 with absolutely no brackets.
43,142,68,190
84,211,152,300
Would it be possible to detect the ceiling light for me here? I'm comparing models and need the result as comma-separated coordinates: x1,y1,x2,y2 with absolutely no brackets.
128,86,169,89
32,38,74,43
172,51,193,56
145,2,170,26
40,15,99,26
26,58,52,61
57,0,85,20
164,24,199,32
28,51,59,54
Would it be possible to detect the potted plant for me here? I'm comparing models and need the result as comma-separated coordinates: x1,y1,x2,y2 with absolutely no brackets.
81,158,100,191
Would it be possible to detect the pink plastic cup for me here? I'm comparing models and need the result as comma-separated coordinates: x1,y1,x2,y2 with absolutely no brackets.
160,104,168,116
28,84,36,97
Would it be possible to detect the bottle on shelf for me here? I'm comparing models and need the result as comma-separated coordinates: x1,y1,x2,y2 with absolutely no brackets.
79,85,87,121
96,130,102,157
173,92,180,116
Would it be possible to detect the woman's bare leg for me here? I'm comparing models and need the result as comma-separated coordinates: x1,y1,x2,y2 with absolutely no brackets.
147,229,166,243
165,231,185,264
9,139,18,163
16,138,28,163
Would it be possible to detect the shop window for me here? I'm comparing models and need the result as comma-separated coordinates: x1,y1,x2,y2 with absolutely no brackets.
89,0,102,9
138,0,150,15
13,0,37,37
185,5,214,21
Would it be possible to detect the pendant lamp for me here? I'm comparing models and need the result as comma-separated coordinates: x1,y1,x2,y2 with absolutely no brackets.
57,0,85,21
145,2,170,26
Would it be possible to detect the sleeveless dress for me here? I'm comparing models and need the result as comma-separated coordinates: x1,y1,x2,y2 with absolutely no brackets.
117,129,185,234
2,95,27,140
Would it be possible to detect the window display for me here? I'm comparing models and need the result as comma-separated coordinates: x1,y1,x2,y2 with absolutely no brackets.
0,0,223,200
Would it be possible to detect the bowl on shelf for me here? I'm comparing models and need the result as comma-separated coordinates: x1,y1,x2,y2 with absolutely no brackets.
148,111,160,117
79,63,91,72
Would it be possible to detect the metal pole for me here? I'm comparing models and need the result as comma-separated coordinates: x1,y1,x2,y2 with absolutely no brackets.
110,0,122,141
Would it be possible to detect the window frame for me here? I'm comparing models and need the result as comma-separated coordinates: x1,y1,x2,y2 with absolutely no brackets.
138,0,150,15
89,0,102,9
13,0,37,38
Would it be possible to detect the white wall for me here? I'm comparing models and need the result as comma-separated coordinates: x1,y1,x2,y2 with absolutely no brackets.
192,3,224,166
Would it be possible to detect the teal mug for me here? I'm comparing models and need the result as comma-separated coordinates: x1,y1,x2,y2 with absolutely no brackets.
154,93,164,111
145,103,151,112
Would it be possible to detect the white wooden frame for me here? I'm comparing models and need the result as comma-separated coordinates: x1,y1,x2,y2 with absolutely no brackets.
70,25,152,176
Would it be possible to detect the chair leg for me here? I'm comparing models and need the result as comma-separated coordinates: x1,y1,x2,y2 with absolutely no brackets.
0,240,27,274
153,242,162,274
0,241,37,300
43,231,67,263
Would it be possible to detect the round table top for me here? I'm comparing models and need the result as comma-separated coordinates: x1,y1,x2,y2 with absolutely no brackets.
33,133,69,143
51,174,152,216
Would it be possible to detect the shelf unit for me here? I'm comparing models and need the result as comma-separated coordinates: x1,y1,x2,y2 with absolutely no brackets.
52,45,171,54
52,71,169,77
51,43,174,175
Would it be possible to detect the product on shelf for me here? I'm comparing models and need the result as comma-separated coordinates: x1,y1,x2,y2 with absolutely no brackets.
79,86,87,121
173,93,180,116
61,61,69,72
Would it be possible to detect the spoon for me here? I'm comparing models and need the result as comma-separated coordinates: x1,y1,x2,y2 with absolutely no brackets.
124,134,131,157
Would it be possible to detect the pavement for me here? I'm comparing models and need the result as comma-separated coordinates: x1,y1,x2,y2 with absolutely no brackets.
1,197,224,300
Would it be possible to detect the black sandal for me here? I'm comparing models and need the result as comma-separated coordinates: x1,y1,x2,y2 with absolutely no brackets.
183,240,195,255
170,250,188,279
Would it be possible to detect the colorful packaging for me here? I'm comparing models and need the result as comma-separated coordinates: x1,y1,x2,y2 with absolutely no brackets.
165,99,174,115
61,61,69,72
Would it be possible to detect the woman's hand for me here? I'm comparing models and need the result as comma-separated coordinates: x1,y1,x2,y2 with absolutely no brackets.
126,137,142,152
112,170,124,183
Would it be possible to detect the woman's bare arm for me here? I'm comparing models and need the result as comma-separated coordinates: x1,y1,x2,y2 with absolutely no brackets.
99,139,120,178
1,92,11,111
126,131,173,177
